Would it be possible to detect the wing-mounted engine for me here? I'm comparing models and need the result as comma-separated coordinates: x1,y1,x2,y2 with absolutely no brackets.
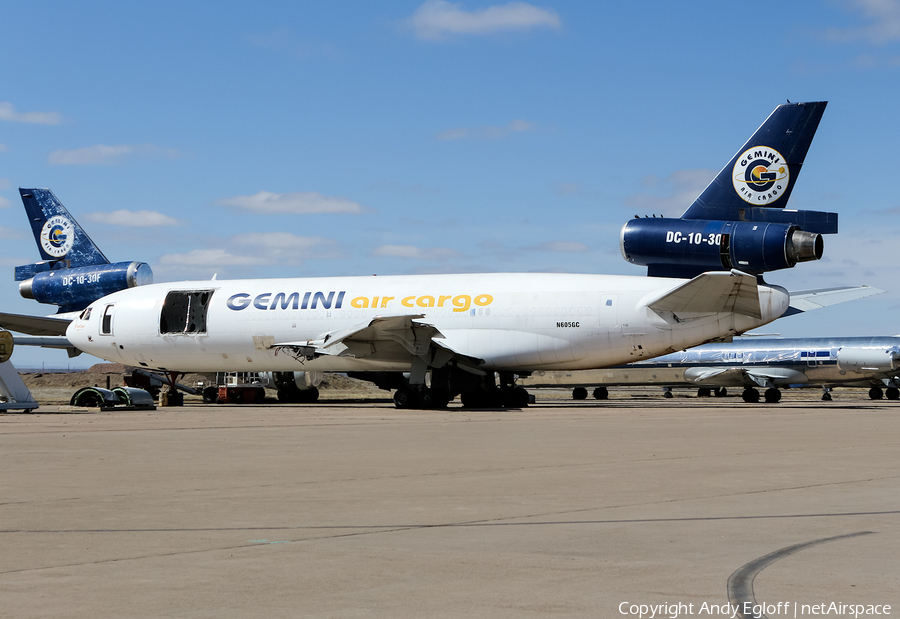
620,218,825,279
16,261,153,314
836,347,900,373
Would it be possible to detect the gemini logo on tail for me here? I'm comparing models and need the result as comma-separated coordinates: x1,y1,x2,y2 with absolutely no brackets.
39,215,75,257
732,146,789,205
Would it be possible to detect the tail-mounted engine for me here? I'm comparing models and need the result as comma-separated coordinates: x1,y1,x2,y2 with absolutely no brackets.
620,218,824,279
16,261,153,313
837,347,900,373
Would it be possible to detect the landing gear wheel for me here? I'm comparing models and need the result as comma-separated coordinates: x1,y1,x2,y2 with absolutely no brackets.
572,387,587,400
764,388,781,403
300,387,320,403
428,389,451,409
393,388,418,409
742,388,760,403
461,387,503,408
663,390,673,399
714,387,728,397
822,392,833,401
502,387,529,408
203,386,218,404
869,387,884,400
886,387,899,400
697,388,711,398
512,387,530,407
592,387,608,400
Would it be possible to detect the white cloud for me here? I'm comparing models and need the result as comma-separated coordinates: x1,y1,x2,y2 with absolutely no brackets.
0,144,8,152
824,0,900,44
0,196,10,209
623,168,716,217
371,244,462,261
48,144,182,165
0,102,62,125
84,210,182,227
435,119,538,140
215,190,370,214
532,241,589,252
158,233,342,269
407,0,561,40
0,225,20,238
158,249,270,267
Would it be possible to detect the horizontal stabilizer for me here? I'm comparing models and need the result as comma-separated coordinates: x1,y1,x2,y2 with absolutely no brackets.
647,270,761,318
0,312,72,336
785,285,884,315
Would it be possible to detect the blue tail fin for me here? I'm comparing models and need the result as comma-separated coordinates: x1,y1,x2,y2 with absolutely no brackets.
14,188,153,314
681,101,832,230
18,188,109,267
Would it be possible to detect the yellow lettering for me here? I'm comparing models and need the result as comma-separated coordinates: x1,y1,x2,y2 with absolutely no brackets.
351,297,368,308
474,294,493,307
438,295,452,307
417,295,435,308
452,295,471,312
372,296,379,308
381,296,394,308
402,296,415,307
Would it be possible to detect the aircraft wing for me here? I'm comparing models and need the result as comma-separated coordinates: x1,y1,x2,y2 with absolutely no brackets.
0,312,72,336
11,335,82,358
785,285,884,315
647,270,761,318
273,314,485,370
684,366,809,388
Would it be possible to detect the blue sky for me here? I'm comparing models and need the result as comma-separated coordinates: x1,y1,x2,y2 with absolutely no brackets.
2,0,900,369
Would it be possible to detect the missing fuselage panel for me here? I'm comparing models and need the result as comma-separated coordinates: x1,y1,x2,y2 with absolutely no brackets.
160,290,214,334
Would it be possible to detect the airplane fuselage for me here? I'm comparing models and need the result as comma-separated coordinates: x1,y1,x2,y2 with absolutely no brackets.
66,272,790,374
522,336,900,390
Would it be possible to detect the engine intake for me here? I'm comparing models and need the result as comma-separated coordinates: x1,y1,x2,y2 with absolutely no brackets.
620,218,824,278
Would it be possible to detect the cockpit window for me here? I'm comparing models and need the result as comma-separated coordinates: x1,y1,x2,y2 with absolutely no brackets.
80,307,93,321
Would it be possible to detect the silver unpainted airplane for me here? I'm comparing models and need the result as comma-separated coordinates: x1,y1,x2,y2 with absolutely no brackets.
520,332,897,403
1,101,870,408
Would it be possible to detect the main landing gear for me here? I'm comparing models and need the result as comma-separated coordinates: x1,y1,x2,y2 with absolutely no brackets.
696,387,728,398
392,370,532,410
741,387,782,403
868,386,900,400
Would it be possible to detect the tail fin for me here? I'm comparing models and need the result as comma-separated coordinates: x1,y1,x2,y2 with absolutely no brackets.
621,101,838,279
14,189,152,314
18,188,109,267
681,101,834,232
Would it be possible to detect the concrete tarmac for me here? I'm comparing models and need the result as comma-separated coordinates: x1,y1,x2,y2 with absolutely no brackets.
1,397,898,618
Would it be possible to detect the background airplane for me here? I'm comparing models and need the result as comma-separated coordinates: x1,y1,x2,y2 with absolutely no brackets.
520,333,897,403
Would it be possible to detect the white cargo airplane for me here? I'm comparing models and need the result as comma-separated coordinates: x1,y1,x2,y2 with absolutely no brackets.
19,102,853,408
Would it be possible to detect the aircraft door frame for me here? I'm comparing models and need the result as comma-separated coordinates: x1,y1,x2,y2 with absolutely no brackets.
600,294,618,327
100,303,115,336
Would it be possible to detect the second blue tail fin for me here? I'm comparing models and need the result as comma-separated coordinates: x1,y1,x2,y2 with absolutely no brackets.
19,188,109,267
